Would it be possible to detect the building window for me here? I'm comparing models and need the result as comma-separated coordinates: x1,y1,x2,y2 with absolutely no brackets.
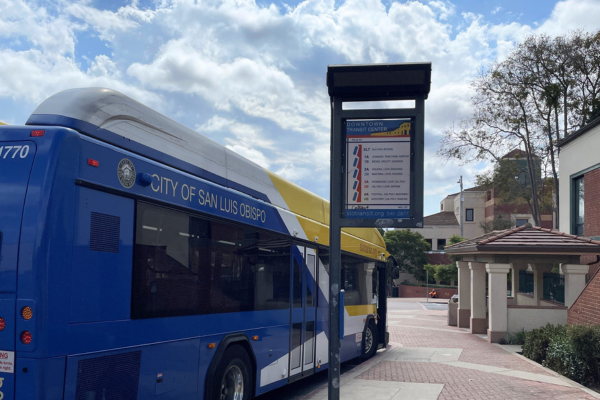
516,219,529,227
574,176,584,235
465,209,474,221
519,270,534,295
437,239,446,251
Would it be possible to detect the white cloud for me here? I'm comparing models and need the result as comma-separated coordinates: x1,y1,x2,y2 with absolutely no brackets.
275,163,313,181
537,0,600,35
66,2,155,41
87,54,121,78
128,39,326,134
0,0,79,56
1,0,599,217
225,144,271,169
0,48,161,108
197,115,276,167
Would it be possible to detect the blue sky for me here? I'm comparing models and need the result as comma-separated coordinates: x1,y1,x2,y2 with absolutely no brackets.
1,0,599,216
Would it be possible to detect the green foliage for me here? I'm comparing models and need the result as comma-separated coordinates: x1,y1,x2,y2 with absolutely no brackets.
499,329,527,345
399,281,457,289
448,235,465,245
423,264,458,285
447,235,466,267
479,214,515,233
522,323,566,364
523,324,600,387
543,336,589,384
512,328,527,345
384,230,430,281
476,159,539,211
438,30,600,226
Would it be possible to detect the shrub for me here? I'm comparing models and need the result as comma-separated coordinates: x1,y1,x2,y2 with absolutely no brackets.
522,323,566,363
523,324,600,387
543,335,589,384
511,328,527,345
423,264,458,285
567,325,600,385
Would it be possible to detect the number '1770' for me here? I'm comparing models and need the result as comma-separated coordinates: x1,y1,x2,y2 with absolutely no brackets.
0,145,30,159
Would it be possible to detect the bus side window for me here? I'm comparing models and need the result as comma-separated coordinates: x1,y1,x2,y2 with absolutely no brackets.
131,202,291,319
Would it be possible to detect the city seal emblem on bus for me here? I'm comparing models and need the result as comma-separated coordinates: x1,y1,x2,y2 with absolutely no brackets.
117,158,136,188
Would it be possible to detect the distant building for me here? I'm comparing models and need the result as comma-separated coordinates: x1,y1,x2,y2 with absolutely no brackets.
414,186,487,253
397,150,554,265
485,149,554,230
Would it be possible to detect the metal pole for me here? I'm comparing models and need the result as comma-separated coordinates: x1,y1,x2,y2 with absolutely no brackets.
458,175,464,238
426,269,429,303
328,96,343,400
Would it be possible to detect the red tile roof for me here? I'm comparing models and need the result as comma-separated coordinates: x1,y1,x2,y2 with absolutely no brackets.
444,224,600,255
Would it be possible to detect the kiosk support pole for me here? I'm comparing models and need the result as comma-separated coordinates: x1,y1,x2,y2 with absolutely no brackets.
328,96,343,400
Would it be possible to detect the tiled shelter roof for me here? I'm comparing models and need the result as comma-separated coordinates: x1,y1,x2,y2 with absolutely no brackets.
444,224,600,255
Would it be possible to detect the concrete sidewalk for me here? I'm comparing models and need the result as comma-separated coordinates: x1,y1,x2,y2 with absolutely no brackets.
298,298,600,400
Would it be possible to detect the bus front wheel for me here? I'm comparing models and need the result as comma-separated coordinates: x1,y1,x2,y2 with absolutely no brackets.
361,321,379,360
213,345,253,400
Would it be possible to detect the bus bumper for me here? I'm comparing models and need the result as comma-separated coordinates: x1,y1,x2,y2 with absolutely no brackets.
16,357,65,400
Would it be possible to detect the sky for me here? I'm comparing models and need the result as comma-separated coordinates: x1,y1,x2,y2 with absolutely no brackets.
1,0,600,217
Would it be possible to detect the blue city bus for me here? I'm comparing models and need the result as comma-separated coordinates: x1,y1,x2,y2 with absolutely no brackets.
0,88,390,399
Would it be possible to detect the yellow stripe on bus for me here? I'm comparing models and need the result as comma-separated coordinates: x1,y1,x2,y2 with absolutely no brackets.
266,170,389,260
345,305,376,317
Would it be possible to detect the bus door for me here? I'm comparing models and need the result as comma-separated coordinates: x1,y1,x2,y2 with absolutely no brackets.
289,244,317,379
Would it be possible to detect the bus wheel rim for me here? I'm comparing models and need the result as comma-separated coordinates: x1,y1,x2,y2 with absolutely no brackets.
221,364,244,400
364,327,373,353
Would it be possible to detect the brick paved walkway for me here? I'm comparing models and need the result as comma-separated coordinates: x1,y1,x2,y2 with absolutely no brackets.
354,299,598,399
263,298,600,400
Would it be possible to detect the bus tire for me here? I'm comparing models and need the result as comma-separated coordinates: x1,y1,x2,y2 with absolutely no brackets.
361,321,378,360
212,344,253,400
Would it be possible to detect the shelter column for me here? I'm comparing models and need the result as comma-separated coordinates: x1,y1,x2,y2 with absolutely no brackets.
469,262,487,334
486,263,510,343
457,261,471,328
562,264,589,308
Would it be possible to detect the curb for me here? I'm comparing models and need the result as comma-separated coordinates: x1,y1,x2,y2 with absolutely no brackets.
302,342,398,399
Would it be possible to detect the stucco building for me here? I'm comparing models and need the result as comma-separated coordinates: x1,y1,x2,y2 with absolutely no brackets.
557,116,600,325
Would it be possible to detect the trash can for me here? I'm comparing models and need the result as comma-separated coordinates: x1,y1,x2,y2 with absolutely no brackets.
392,287,399,297
447,299,458,326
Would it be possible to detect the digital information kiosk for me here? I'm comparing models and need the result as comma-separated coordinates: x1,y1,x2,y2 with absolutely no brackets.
326,63,431,400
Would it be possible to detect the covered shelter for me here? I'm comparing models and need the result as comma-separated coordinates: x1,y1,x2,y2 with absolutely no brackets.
445,224,600,343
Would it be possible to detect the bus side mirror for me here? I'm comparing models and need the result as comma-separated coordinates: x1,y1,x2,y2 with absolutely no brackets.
392,267,400,280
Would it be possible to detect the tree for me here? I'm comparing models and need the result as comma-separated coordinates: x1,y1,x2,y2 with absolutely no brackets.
423,264,458,285
479,215,515,233
438,30,600,227
384,229,430,281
